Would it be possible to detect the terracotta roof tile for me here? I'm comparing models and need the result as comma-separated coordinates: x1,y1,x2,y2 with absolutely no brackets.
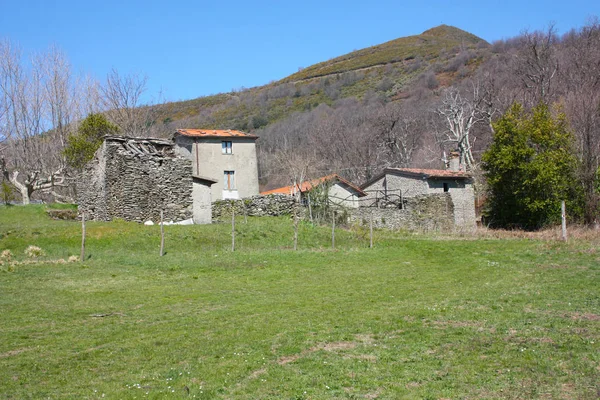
261,174,366,196
176,129,258,139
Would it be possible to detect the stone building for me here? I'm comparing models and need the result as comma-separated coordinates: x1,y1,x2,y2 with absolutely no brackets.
77,136,215,224
173,129,259,201
260,174,366,208
360,167,476,229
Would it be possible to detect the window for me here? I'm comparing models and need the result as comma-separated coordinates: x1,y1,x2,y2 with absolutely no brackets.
224,171,235,190
221,141,232,154
443,182,449,192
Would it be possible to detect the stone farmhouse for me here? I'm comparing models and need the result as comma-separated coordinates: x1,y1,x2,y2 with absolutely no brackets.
360,167,476,229
173,129,259,201
261,174,366,208
78,129,260,224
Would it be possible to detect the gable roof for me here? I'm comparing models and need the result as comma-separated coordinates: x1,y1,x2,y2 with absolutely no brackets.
261,174,366,197
175,129,258,139
362,167,472,189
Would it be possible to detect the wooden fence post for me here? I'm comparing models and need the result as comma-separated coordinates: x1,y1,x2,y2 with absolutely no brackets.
80,211,86,262
160,210,165,256
370,210,373,249
231,204,236,252
561,200,567,242
293,205,299,251
331,210,336,249
307,193,313,223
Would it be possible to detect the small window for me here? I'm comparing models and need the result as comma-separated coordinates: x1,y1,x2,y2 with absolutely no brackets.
443,182,449,192
224,171,235,190
222,141,232,154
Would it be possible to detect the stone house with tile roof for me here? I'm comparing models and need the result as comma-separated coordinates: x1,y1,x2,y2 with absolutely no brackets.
360,167,476,229
261,174,366,208
173,129,259,201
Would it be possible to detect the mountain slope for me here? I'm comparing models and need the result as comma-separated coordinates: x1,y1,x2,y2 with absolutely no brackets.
282,25,487,82
153,25,489,131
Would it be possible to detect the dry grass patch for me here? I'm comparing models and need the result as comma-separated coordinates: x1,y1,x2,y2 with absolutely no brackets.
0,348,32,358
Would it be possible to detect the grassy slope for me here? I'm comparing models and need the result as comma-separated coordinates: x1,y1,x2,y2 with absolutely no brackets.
154,25,487,129
1,206,598,399
283,25,486,83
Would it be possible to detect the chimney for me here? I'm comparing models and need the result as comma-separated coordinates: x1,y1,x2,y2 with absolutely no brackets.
448,151,460,172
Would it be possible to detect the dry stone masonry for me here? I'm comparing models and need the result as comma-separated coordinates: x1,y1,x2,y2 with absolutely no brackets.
78,136,194,223
212,194,297,221
349,193,455,231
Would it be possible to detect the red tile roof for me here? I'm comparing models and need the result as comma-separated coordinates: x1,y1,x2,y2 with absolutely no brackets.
261,174,366,196
176,129,258,139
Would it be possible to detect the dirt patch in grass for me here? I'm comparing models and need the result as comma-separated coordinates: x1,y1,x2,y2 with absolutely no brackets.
427,319,496,333
567,312,600,321
318,341,356,351
276,335,376,367
364,388,383,399
536,263,589,270
277,340,358,365
277,354,302,365
248,368,267,379
0,348,32,358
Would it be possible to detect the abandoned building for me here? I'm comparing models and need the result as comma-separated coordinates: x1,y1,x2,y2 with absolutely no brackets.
360,167,477,229
173,129,259,201
77,135,216,224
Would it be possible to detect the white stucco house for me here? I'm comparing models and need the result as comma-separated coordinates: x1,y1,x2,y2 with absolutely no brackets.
173,129,260,201
261,174,366,208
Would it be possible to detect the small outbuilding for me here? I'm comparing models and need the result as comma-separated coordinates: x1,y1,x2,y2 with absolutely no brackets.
261,174,366,208
361,167,476,229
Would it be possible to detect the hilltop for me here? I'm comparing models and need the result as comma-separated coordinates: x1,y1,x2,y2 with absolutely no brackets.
153,25,490,131
283,25,487,82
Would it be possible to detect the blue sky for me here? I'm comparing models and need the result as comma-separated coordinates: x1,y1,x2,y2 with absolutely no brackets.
1,0,598,103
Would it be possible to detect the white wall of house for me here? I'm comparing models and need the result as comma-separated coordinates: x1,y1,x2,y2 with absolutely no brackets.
328,183,361,208
175,136,259,201
192,179,213,224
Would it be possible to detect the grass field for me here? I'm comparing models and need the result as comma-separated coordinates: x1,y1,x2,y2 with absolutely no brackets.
1,205,599,399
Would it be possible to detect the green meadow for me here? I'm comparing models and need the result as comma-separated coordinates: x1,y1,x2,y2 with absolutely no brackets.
0,205,598,399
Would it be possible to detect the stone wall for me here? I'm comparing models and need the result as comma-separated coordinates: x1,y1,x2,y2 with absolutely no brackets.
213,193,454,232
348,193,455,231
78,136,194,223
212,194,297,221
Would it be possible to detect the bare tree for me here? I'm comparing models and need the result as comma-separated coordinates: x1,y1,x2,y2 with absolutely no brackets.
101,69,166,137
434,84,494,171
514,25,560,105
38,46,75,149
371,102,423,168
560,19,600,225
0,40,79,204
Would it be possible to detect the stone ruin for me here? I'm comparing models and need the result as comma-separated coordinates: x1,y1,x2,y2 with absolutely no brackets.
77,136,195,223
